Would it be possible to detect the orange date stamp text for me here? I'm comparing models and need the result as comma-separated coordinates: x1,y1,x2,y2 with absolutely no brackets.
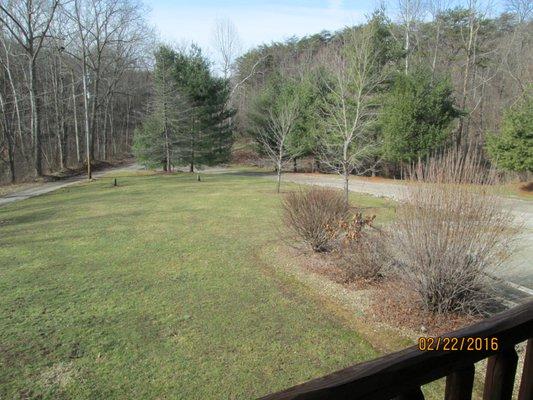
417,337,499,351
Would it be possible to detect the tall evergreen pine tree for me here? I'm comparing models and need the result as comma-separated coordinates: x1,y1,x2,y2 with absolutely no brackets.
134,45,234,171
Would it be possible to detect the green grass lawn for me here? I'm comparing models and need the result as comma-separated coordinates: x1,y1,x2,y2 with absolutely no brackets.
0,171,397,399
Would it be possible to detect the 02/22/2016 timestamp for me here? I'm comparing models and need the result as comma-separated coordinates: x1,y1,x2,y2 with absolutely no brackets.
418,337,499,351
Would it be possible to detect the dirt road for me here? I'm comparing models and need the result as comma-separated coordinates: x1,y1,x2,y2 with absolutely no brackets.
0,163,143,207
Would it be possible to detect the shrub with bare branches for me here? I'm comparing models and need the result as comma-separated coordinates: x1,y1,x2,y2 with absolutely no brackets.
390,149,516,315
282,187,348,252
337,228,390,282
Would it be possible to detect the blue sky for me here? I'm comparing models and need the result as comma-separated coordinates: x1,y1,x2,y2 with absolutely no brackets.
147,0,505,62
147,0,377,54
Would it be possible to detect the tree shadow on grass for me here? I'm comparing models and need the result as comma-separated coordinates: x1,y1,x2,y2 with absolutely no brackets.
0,207,61,228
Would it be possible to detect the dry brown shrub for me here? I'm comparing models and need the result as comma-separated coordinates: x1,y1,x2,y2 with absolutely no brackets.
337,231,389,282
282,187,389,281
389,149,516,315
335,214,391,282
282,187,348,252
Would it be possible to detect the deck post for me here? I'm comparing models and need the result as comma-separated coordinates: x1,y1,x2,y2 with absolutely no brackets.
518,339,533,400
483,346,518,400
445,364,475,400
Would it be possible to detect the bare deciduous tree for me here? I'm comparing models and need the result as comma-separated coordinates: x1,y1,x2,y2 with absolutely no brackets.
506,0,533,22
0,0,152,184
0,0,60,176
256,93,299,193
63,0,150,178
318,24,386,204
211,17,241,79
456,0,493,148
397,0,423,74
426,0,444,76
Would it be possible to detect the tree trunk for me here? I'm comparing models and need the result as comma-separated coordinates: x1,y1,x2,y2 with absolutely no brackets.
90,72,100,161
405,23,410,74
52,63,65,170
344,169,350,206
102,100,108,160
2,45,25,157
276,161,282,193
29,57,42,176
164,131,171,173
457,8,477,148
6,126,16,183
81,64,91,179
431,22,441,79
189,133,194,172
109,101,116,157
8,137,15,183
71,72,81,164
0,92,16,182
125,97,131,148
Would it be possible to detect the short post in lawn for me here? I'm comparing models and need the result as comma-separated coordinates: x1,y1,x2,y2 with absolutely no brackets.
197,174,201,182
113,178,118,187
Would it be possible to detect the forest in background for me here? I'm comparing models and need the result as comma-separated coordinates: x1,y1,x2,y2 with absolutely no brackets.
1,0,532,184
233,1,532,180
0,0,153,183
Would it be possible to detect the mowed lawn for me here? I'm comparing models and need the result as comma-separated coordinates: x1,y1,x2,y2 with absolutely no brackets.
0,171,392,399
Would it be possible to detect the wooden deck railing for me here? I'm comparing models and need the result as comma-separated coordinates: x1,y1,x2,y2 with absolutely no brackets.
260,300,533,400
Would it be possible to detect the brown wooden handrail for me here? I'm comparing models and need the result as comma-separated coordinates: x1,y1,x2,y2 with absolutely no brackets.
260,300,533,400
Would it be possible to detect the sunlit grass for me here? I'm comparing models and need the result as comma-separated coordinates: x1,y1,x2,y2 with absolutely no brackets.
0,171,393,399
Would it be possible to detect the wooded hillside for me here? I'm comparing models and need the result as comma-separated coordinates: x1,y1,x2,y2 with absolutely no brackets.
233,3,532,177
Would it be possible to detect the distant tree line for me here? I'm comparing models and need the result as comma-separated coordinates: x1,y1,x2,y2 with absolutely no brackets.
2,0,531,186
233,2,532,184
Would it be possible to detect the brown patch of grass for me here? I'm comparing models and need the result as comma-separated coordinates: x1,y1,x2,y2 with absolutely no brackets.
39,362,77,389
369,279,479,337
